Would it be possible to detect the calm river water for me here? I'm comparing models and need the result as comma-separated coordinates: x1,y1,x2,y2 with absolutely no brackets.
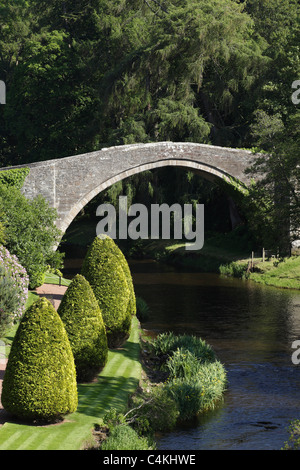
63,253,300,450
129,259,300,451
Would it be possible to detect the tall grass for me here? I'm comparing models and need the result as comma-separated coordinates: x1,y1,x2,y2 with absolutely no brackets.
219,261,249,279
151,331,216,363
151,332,227,421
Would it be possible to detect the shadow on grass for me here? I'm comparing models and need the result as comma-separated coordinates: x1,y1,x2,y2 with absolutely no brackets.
111,339,141,361
75,327,141,419
77,375,139,418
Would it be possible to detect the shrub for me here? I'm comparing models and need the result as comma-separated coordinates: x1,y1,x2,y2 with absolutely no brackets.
151,331,216,364
81,237,131,347
0,185,63,289
101,424,152,450
87,236,136,334
128,385,179,434
0,267,20,335
165,360,227,421
0,245,29,326
219,261,249,279
0,167,30,190
283,419,300,450
103,237,136,316
151,332,227,421
136,296,150,322
57,274,108,382
1,297,78,422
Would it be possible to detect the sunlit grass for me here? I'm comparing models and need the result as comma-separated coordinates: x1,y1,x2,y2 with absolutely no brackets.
249,256,300,289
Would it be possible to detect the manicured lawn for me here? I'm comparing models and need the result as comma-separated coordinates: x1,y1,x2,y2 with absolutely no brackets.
0,317,141,450
44,272,71,287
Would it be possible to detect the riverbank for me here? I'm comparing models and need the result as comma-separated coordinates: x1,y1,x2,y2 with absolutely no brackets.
122,229,252,272
88,328,227,450
123,238,300,291
220,256,300,290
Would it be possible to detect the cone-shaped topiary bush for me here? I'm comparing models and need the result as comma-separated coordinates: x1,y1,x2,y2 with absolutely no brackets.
81,236,131,347
1,297,78,422
93,236,136,336
57,274,108,382
101,236,136,318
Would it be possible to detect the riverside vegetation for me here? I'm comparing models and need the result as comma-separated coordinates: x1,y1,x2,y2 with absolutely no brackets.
87,331,227,450
219,255,300,290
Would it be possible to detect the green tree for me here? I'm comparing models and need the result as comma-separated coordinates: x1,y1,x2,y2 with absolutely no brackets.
0,184,63,288
58,274,108,382
246,111,300,252
0,0,266,163
1,297,78,422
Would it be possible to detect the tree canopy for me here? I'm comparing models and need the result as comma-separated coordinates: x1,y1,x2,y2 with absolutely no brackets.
0,0,299,250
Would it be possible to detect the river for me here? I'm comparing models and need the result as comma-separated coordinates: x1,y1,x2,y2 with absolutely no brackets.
129,259,300,450
63,252,300,450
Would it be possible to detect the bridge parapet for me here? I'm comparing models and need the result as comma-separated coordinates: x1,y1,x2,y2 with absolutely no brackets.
0,142,258,233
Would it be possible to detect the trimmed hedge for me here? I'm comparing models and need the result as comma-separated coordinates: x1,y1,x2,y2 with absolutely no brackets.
96,236,136,337
81,236,133,347
1,297,78,422
102,236,136,317
58,274,108,382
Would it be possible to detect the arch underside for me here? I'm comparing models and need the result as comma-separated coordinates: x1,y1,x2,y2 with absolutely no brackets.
60,158,240,234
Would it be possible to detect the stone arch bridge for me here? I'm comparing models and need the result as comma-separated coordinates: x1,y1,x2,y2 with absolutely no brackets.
1,142,258,234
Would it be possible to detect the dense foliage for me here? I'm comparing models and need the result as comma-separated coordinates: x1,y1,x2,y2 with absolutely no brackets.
0,167,30,189
58,274,108,382
0,0,299,249
151,332,227,420
0,184,63,288
1,297,78,422
0,245,28,334
81,236,133,347
100,423,152,451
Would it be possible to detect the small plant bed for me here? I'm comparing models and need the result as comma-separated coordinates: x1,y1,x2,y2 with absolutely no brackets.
88,330,227,450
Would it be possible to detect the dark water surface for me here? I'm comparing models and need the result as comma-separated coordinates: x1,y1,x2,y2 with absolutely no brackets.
128,259,300,450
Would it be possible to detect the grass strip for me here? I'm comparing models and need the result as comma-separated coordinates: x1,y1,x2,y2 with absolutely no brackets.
220,255,300,290
0,316,141,450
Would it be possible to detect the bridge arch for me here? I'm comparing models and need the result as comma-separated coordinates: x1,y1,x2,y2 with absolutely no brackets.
63,158,243,235
0,142,257,235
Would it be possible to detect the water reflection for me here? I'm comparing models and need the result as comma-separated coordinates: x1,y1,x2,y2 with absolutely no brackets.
129,259,300,450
